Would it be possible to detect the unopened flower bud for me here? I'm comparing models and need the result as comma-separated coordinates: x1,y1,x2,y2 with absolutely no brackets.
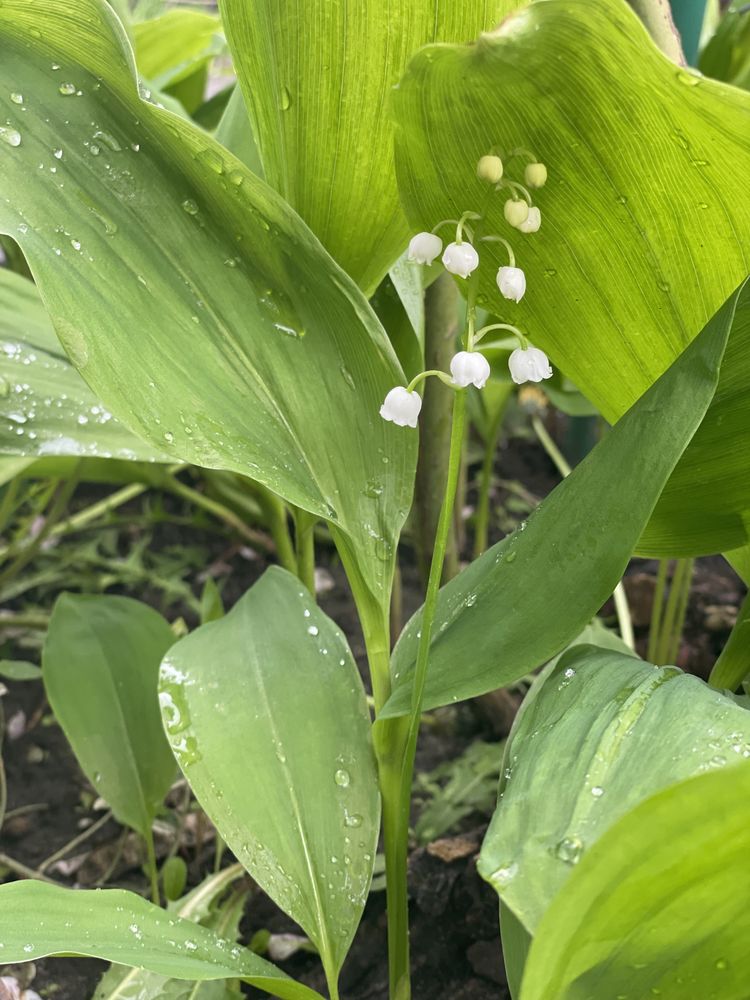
442,241,479,279
477,154,503,184
450,351,491,389
379,386,422,428
524,162,547,188
408,231,442,265
508,347,552,385
497,265,526,303
504,199,529,227
518,206,541,234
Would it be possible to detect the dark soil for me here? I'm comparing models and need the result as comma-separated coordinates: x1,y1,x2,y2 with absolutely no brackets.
0,425,745,1000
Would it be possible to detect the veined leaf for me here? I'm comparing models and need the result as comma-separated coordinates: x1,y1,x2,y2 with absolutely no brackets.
0,0,415,610
382,281,747,717
519,763,750,1000
0,268,167,462
0,881,322,1000
220,0,523,293
158,567,379,987
478,645,750,934
43,593,176,837
392,0,750,555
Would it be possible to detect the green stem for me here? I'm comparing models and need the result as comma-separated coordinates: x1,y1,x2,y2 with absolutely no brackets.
708,589,750,691
253,484,298,575
648,558,670,662
166,475,275,555
666,557,693,663
294,508,317,595
653,558,692,665
144,826,160,906
382,389,468,1000
473,407,505,559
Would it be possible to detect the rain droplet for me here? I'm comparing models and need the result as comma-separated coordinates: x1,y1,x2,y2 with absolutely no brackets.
93,129,122,152
364,480,383,499
334,769,351,787
10,92,23,105
715,959,729,971
489,862,518,887
163,431,174,444
0,126,21,147
544,268,557,277
58,82,77,96
279,86,292,110
506,551,517,564
344,811,363,828
676,69,701,86
554,836,583,865
307,625,319,637
53,148,63,159
181,198,199,216
591,785,605,797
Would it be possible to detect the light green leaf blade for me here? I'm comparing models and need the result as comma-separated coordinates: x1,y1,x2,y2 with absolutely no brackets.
519,763,750,1000
220,0,523,293
392,0,750,555
0,659,42,680
158,566,379,982
43,593,176,837
478,645,750,934
133,9,223,92
0,268,167,461
382,281,746,718
0,0,415,609
0,881,321,1000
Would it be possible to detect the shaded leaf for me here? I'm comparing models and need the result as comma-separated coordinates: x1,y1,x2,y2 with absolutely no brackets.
0,659,41,681
43,593,176,837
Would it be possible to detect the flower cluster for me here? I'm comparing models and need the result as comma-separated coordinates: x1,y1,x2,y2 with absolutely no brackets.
380,147,553,429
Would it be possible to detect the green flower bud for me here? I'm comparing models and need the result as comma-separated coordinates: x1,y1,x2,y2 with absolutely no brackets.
524,162,547,188
504,198,529,227
476,154,503,184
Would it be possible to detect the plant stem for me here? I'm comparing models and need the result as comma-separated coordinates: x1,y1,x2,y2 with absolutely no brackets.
381,388,467,1000
531,414,634,648
253,484,298,575
38,809,113,873
648,558,670,662
294,508,317,594
473,406,505,558
166,475,275,555
414,272,459,588
144,826,160,906
654,557,693,664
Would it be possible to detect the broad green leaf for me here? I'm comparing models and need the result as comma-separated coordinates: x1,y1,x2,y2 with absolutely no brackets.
478,645,750,934
220,0,521,293
392,0,750,555
0,659,42,680
500,905,531,1000
214,86,263,178
133,10,225,114
519,763,750,1000
0,0,415,610
381,282,745,717
0,881,321,1000
95,865,246,1000
700,2,750,90
43,593,176,837
158,566,379,985
0,269,166,462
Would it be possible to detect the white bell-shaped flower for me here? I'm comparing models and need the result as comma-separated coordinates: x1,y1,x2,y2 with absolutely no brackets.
450,351,491,389
379,386,422,428
517,206,541,233
408,231,442,265
508,347,552,384
524,162,547,188
497,265,526,303
442,241,479,279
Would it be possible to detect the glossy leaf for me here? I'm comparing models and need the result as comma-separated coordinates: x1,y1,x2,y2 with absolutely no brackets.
43,593,176,837
0,0,415,610
519,763,750,1000
478,645,750,933
382,282,744,717
158,567,379,984
0,268,166,462
220,0,522,293
133,10,223,91
392,0,750,555
0,881,321,1000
